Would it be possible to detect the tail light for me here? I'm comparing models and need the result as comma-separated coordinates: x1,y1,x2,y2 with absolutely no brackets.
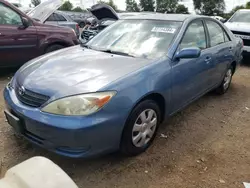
76,24,79,30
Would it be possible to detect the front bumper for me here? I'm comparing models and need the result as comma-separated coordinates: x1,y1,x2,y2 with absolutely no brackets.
243,46,250,56
4,87,125,158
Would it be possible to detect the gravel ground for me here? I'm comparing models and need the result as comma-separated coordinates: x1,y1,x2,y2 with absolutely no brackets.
1,65,250,188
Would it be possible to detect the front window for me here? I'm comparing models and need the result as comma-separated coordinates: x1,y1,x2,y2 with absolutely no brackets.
86,19,182,59
229,11,250,23
0,3,22,25
180,20,207,50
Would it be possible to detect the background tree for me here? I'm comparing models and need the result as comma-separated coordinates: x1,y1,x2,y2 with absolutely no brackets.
72,6,84,12
175,4,189,14
193,0,225,16
156,0,178,13
140,0,155,11
31,0,40,7
98,0,118,11
245,1,250,9
126,0,140,12
58,1,73,11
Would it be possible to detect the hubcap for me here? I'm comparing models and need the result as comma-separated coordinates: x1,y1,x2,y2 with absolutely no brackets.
132,109,157,147
223,69,232,90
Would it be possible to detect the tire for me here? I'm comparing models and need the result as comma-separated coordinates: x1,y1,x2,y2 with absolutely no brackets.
120,100,161,156
45,44,65,54
215,65,233,95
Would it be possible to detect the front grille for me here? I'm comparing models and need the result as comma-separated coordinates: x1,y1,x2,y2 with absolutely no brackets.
15,83,49,107
231,30,250,46
81,30,98,41
231,30,250,35
243,39,250,46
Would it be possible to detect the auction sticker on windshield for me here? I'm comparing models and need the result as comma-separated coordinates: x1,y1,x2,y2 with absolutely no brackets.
151,27,176,33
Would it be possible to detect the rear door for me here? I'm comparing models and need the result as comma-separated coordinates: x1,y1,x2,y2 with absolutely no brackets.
205,19,233,86
171,20,213,112
0,2,38,67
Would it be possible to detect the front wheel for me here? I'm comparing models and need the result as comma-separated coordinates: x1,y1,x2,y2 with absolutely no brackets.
215,65,233,95
120,100,161,156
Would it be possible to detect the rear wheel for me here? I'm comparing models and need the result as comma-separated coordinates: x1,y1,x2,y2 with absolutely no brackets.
45,44,65,53
215,65,233,95
120,100,161,156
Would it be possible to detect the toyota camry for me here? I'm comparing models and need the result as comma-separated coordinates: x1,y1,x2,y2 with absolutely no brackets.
4,13,243,158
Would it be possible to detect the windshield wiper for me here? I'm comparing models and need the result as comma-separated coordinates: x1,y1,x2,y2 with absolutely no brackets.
100,49,135,58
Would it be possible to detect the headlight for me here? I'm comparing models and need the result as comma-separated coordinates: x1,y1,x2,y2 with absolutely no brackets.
41,91,116,116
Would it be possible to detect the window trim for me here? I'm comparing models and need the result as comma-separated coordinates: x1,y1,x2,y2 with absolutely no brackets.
0,2,23,26
54,13,67,22
204,19,231,48
178,18,209,52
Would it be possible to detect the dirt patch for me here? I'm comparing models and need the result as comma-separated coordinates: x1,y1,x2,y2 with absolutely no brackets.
1,65,250,188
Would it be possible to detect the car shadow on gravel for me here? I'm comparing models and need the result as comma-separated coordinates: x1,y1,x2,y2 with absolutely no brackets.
0,68,18,81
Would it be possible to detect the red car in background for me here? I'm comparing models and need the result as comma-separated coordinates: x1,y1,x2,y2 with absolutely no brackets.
0,0,78,67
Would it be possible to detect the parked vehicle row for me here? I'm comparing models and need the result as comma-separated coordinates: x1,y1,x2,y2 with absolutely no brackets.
4,12,243,158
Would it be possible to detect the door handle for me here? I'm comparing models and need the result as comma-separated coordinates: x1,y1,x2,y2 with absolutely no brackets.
205,57,211,63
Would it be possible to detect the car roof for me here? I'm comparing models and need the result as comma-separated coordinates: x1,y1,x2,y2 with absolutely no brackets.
120,13,204,21
237,9,250,12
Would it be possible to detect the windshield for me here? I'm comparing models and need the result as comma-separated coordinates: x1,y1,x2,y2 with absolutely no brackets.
86,19,182,59
229,11,250,23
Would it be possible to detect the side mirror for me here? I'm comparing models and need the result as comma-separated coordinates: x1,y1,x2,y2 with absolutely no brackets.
175,47,201,60
19,17,30,29
222,19,227,23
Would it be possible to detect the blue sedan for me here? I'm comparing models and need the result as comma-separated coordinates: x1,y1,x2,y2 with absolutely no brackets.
4,14,243,158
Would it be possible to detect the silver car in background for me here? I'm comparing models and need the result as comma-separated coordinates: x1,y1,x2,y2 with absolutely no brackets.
225,9,250,57
27,0,80,37
45,11,80,37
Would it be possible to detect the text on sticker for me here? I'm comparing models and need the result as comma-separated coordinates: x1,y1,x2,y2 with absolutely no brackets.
151,27,176,33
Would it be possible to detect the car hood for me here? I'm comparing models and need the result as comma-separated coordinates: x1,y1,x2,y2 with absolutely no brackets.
89,3,119,21
225,22,250,33
27,0,63,23
16,46,152,99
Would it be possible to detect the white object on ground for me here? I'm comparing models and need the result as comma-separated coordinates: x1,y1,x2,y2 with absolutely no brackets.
243,182,250,188
0,156,78,188
160,133,168,138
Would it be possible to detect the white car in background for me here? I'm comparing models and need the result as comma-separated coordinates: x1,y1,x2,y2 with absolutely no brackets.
224,9,250,57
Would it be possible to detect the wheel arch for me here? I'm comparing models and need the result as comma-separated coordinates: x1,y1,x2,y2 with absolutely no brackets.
231,61,237,75
128,92,166,124
44,41,70,53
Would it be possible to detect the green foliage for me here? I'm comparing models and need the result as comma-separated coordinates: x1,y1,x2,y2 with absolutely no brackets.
98,0,118,11
193,0,225,16
58,1,73,11
31,0,40,7
72,6,84,12
175,4,189,14
156,0,178,13
228,1,250,18
246,1,250,9
126,0,140,12
139,0,155,11
229,5,245,15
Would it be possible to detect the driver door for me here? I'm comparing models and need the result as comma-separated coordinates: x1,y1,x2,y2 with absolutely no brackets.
0,2,38,67
171,20,213,113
